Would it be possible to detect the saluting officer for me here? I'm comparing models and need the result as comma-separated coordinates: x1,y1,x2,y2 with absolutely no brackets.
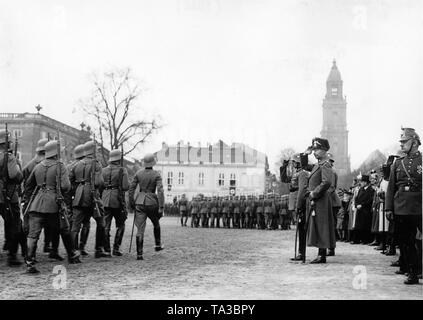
128,153,164,260
102,149,129,256
24,140,80,273
385,127,422,285
0,129,24,266
69,141,108,258
303,138,336,264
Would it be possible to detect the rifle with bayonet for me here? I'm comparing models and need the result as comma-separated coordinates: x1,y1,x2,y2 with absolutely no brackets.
56,130,70,230
2,124,11,214
91,135,104,218
119,144,127,217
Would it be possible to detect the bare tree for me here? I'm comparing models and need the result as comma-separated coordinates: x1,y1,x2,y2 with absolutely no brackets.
274,147,296,171
79,67,162,159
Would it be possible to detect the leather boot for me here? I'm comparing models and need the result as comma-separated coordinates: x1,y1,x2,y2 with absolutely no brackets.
310,249,326,264
290,254,304,261
327,248,335,256
154,227,163,251
136,236,143,260
25,238,39,273
61,232,81,264
404,267,419,285
113,226,125,255
79,225,90,254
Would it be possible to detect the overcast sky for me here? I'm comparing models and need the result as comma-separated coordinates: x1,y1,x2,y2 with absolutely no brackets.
1,0,422,172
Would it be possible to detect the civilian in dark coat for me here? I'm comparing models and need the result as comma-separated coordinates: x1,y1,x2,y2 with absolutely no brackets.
353,175,375,244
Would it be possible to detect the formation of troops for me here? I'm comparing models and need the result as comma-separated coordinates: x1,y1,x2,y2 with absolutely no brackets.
0,126,165,274
170,193,293,230
1,125,421,286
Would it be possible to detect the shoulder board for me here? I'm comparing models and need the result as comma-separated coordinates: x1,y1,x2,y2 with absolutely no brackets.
320,160,332,167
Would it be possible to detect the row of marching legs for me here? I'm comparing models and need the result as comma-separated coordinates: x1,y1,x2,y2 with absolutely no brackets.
181,212,293,230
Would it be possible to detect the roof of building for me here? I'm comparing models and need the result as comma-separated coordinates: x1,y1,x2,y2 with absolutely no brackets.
155,140,267,166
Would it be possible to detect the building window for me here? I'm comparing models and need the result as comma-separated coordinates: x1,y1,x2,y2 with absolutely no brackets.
199,172,204,185
230,173,236,187
178,172,184,185
12,129,23,138
218,173,224,186
331,87,338,96
167,172,173,185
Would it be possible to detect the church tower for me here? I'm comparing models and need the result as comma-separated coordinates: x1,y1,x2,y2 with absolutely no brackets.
321,60,351,176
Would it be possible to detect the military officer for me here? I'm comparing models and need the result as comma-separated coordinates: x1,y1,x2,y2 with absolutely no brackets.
385,127,422,285
102,149,129,256
69,141,108,258
0,129,24,266
178,194,189,227
303,138,336,263
24,140,80,273
128,153,164,260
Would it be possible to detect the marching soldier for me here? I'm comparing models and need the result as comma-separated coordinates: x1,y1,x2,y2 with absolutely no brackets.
128,153,164,260
385,127,422,284
190,196,200,228
233,195,240,228
102,149,129,256
199,196,208,228
239,195,246,229
22,138,48,238
255,195,265,229
66,145,85,233
303,138,336,263
209,196,218,228
70,140,108,258
0,129,24,266
178,194,189,227
24,140,81,273
22,139,50,254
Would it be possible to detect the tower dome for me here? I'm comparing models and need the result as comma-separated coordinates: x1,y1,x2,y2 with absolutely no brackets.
327,59,342,82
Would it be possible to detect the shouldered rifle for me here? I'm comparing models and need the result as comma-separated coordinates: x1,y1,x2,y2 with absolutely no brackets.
91,135,103,218
119,144,127,217
56,130,70,230
2,124,11,212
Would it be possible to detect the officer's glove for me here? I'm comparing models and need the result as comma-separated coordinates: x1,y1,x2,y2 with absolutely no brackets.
386,210,394,221
158,207,164,219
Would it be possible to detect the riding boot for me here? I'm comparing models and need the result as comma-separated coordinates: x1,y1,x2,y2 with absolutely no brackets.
25,238,39,273
79,225,90,250
61,231,81,264
310,248,327,264
154,227,163,251
404,266,419,285
136,236,143,260
48,231,63,261
113,226,125,256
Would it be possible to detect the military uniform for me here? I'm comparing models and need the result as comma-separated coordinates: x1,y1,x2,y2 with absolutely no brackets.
189,197,200,228
209,197,218,228
69,142,107,258
24,141,80,273
255,195,265,229
102,150,129,256
232,196,240,228
0,130,24,266
385,130,422,284
128,153,164,260
178,195,189,227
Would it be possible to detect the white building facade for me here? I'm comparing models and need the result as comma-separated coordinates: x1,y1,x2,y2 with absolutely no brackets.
154,140,267,202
